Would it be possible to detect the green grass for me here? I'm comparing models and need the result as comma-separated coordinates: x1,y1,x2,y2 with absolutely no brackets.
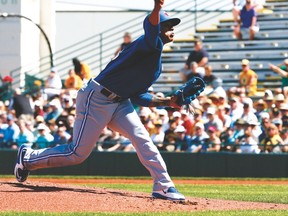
74,183,288,204
1,176,288,215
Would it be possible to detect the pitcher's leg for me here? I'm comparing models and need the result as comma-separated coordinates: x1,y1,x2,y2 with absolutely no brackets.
108,101,174,191
24,88,115,171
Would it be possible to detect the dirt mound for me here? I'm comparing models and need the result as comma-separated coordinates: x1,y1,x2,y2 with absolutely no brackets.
0,179,288,213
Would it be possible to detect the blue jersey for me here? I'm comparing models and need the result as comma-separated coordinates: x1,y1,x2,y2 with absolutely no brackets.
95,15,163,106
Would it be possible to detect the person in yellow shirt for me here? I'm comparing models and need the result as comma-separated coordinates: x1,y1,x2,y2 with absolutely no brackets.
64,69,83,90
239,59,258,96
72,58,92,84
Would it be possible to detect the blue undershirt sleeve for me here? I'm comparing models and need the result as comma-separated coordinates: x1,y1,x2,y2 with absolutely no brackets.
130,92,153,107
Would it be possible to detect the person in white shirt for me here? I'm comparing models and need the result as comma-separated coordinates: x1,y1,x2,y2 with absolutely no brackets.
44,67,63,100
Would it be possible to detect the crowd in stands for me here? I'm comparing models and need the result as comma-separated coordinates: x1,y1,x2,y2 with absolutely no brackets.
1,64,288,154
1,1,287,154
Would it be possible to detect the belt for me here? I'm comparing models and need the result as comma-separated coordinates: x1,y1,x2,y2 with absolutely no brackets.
100,88,122,102
90,79,123,102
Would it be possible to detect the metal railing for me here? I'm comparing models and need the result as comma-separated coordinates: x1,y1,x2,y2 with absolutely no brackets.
5,0,233,91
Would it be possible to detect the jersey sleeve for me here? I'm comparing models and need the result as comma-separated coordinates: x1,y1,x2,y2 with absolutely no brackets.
143,15,161,50
130,91,153,107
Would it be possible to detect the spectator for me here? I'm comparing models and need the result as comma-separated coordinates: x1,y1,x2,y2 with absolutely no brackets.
184,39,209,69
35,123,54,149
203,65,216,87
246,118,262,144
114,32,132,57
188,108,204,136
202,125,221,152
260,123,283,153
97,130,128,152
179,61,204,82
66,114,75,136
0,117,8,148
272,118,283,132
263,90,274,114
208,93,220,107
220,127,236,151
241,97,258,123
172,111,183,126
139,108,155,135
45,99,63,124
2,114,20,148
53,125,71,146
174,125,191,152
234,0,259,40
254,99,266,120
33,100,45,118
180,109,193,136
212,78,227,101
151,120,165,150
188,122,209,152
232,0,247,25
271,107,281,124
217,105,232,131
237,129,260,153
9,88,34,123
279,103,288,129
258,113,271,143
269,60,288,97
238,59,258,96
64,69,83,91
156,108,169,132
72,57,92,85
15,120,34,148
204,106,224,136
163,118,178,150
228,97,244,123
280,128,288,153
44,67,63,100
233,118,246,146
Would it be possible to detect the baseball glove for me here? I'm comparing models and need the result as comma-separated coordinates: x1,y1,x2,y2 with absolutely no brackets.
174,76,205,113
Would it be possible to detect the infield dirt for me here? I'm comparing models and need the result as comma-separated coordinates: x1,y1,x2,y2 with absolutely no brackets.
1,178,288,213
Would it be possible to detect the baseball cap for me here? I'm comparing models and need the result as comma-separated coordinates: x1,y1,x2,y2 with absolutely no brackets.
243,97,253,107
50,67,57,73
172,111,181,118
208,125,216,133
7,114,14,121
247,118,260,126
235,118,247,125
241,59,250,65
154,120,163,126
274,94,285,101
260,112,270,119
280,103,288,110
157,109,168,116
174,125,186,133
195,122,204,130
207,107,216,115
272,118,282,125
37,123,47,131
159,10,181,26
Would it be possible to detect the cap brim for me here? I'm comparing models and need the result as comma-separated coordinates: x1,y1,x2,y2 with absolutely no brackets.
161,18,181,26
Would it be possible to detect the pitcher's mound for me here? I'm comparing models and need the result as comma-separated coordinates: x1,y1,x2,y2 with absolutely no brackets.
0,180,287,213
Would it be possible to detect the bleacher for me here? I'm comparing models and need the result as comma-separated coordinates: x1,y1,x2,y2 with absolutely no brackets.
154,0,288,98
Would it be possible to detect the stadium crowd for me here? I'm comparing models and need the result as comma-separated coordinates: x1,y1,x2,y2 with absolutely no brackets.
0,65,288,154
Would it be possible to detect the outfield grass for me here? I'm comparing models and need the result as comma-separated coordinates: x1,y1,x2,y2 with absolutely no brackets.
75,182,288,204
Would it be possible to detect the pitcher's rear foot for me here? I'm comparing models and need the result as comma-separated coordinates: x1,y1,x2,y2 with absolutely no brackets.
14,145,30,182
